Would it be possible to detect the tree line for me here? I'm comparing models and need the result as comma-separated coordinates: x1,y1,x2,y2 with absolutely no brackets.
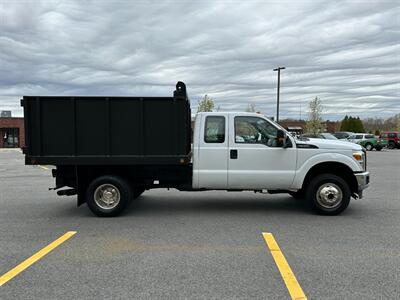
197,94,400,133
339,116,365,133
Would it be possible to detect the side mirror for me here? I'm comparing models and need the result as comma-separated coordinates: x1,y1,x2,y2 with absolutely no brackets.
277,129,285,147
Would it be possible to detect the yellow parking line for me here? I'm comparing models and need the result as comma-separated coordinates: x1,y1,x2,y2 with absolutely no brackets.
38,165,49,170
0,231,77,287
262,233,307,300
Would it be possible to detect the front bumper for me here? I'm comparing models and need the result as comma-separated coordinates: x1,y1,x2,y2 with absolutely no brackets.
354,171,370,198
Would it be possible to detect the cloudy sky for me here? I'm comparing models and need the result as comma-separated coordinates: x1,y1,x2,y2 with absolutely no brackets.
0,0,399,120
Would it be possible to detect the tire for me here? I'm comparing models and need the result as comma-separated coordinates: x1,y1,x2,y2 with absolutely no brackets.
388,142,395,149
133,187,145,199
306,174,351,216
86,175,132,217
288,190,304,199
364,143,373,151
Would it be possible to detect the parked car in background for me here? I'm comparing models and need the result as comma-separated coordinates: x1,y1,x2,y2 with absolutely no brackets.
333,131,354,140
380,132,400,149
347,133,375,144
302,133,338,140
357,137,387,151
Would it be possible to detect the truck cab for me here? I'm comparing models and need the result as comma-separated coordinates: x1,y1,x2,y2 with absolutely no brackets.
193,112,297,190
192,112,369,215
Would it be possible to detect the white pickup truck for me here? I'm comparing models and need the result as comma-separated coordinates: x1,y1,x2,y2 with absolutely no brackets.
23,82,370,217
191,112,369,215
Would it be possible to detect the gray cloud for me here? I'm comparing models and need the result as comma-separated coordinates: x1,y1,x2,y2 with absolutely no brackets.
0,0,399,120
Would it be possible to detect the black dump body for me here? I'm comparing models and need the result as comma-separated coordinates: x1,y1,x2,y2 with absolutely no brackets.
21,82,191,166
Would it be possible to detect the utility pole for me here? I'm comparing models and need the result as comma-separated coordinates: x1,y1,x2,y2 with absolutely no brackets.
299,103,302,120
273,66,285,123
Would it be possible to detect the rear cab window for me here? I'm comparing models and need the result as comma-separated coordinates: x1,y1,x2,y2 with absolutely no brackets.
204,116,225,143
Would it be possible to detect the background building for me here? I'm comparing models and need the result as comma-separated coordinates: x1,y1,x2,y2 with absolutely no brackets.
0,111,25,148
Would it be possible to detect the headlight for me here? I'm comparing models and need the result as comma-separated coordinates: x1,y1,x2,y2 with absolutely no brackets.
353,151,363,161
353,151,366,170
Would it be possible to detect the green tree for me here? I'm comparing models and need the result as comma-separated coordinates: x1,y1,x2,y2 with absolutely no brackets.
349,117,357,132
340,115,349,131
340,115,365,132
197,95,215,112
355,117,365,132
305,97,325,134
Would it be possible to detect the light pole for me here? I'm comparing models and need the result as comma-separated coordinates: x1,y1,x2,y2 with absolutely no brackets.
273,66,285,123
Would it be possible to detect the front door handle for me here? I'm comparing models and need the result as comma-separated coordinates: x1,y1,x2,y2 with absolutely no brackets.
230,149,238,159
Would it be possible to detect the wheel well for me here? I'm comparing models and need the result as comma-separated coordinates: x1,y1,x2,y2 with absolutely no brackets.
302,162,358,194
74,165,192,206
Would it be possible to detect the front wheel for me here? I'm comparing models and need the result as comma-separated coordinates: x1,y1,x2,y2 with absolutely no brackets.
306,174,351,215
86,175,132,217
388,142,395,149
365,143,373,151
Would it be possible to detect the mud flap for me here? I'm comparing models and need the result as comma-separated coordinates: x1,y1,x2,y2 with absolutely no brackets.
76,166,87,207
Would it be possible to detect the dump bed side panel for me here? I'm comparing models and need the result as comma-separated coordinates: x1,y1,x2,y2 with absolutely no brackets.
22,95,191,165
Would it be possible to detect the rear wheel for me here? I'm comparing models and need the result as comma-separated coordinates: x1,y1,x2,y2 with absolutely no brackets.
86,175,132,217
388,141,395,149
365,143,373,151
306,174,351,215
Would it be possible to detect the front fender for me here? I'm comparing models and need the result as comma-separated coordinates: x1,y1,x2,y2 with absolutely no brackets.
290,152,362,189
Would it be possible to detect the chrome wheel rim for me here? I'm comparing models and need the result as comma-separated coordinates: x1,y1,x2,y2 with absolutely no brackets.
365,144,372,150
316,183,342,209
94,184,120,210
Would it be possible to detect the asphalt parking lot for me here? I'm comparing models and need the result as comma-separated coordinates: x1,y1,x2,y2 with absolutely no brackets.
0,149,399,299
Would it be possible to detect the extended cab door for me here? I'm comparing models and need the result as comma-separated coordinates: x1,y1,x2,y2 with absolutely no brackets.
193,113,229,189
227,114,297,189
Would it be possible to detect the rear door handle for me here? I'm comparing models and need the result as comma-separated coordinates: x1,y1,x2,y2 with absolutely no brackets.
230,149,238,159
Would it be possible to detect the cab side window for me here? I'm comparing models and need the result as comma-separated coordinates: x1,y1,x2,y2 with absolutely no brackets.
234,116,279,147
204,116,225,143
